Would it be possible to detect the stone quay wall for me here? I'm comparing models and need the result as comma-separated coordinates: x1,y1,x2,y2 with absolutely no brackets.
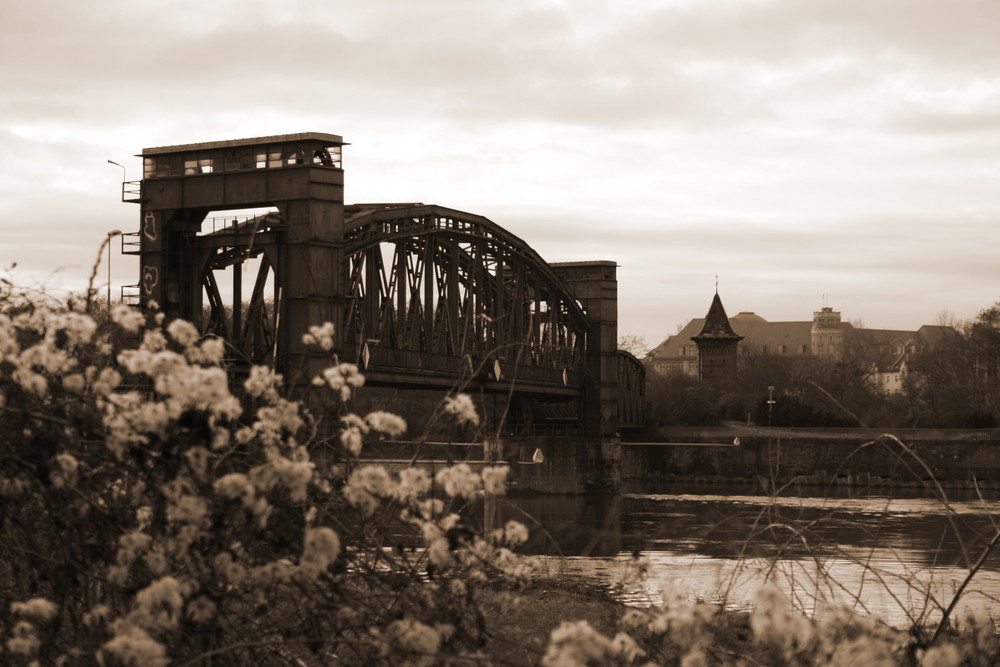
622,427,1000,489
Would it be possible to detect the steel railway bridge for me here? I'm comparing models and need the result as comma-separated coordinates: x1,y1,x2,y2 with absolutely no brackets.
119,133,644,487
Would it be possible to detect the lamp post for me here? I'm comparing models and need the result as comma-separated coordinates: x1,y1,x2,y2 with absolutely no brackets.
107,158,126,178
105,159,127,307
767,385,776,427
106,230,123,305
107,159,127,203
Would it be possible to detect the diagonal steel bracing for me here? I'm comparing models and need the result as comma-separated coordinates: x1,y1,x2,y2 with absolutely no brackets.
342,205,589,395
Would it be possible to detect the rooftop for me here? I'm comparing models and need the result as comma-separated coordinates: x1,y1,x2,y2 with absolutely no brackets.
692,293,743,341
140,132,346,156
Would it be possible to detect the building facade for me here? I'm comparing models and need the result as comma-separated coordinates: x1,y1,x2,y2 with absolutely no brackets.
647,298,955,393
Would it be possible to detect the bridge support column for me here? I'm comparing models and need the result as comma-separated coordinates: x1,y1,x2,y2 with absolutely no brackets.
548,261,621,492
132,133,348,392
509,436,620,493
275,195,345,392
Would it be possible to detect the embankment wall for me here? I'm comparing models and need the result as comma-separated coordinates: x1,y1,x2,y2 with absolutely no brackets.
622,427,1000,489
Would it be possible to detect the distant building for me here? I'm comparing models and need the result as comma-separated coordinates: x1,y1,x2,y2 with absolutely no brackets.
647,298,956,393
691,293,743,383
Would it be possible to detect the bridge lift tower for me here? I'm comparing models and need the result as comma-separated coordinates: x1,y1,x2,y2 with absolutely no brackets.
127,133,347,385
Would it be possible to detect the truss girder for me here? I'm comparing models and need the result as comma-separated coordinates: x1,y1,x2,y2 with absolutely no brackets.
195,225,279,365
616,351,646,429
344,206,589,392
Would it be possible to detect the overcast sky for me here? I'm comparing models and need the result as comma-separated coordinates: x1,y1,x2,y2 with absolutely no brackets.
3,0,999,348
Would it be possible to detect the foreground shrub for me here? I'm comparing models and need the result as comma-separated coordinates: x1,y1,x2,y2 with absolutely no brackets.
1,284,996,666
0,293,530,665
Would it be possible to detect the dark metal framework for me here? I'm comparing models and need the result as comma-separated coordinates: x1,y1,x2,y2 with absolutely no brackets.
342,205,589,394
616,351,647,429
197,213,284,364
122,133,645,438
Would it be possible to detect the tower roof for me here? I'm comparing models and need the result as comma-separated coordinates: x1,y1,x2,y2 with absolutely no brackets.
692,293,744,341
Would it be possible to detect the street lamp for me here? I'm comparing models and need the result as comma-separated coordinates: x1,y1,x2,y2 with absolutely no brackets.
107,159,126,200
106,230,123,305
107,159,126,178
105,159,128,307
767,385,776,427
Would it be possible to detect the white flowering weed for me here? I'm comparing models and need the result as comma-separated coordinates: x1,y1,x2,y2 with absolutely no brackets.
2,288,967,667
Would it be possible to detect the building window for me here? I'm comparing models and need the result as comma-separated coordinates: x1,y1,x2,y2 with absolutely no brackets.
183,155,214,175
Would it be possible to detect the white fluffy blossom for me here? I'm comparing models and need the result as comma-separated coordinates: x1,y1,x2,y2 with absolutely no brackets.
111,304,146,333
166,319,200,347
481,465,509,495
435,463,481,499
244,365,282,400
340,426,365,456
395,467,432,501
62,372,86,393
102,625,168,667
187,336,226,365
302,321,335,350
443,393,480,427
315,362,365,401
388,618,441,656
542,620,613,667
300,527,341,578
186,596,217,624
6,620,40,656
504,520,529,546
343,465,396,515
214,473,256,506
91,367,122,396
751,582,813,650
10,597,58,622
13,367,47,396
49,453,80,488
128,576,187,632
365,411,407,437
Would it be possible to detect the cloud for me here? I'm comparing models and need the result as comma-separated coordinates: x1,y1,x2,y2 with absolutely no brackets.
2,0,999,343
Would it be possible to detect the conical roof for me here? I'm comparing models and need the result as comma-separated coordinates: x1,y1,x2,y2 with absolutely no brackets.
691,293,743,341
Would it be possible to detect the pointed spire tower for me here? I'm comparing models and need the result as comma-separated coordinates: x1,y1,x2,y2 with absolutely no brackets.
691,292,743,382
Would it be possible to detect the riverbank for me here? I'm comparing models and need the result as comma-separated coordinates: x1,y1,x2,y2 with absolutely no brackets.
486,572,996,665
479,577,623,664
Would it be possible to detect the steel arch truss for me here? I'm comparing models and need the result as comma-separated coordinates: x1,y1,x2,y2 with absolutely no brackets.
616,351,646,429
343,205,589,394
196,214,283,365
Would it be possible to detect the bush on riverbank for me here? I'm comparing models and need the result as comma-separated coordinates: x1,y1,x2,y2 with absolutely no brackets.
0,286,537,664
1,282,996,665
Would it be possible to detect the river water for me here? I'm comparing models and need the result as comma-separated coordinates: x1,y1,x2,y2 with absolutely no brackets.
477,484,1000,627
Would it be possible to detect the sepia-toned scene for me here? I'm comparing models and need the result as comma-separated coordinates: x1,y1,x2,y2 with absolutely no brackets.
3,1,1000,664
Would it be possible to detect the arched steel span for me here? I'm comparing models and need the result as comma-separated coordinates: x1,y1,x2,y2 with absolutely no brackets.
197,212,284,365
616,351,647,429
342,204,590,395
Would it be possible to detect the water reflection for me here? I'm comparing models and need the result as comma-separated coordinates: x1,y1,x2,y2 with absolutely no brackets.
473,484,1000,627
479,493,623,557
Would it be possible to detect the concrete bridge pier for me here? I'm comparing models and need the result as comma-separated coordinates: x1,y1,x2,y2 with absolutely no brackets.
549,261,622,494
503,436,619,494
